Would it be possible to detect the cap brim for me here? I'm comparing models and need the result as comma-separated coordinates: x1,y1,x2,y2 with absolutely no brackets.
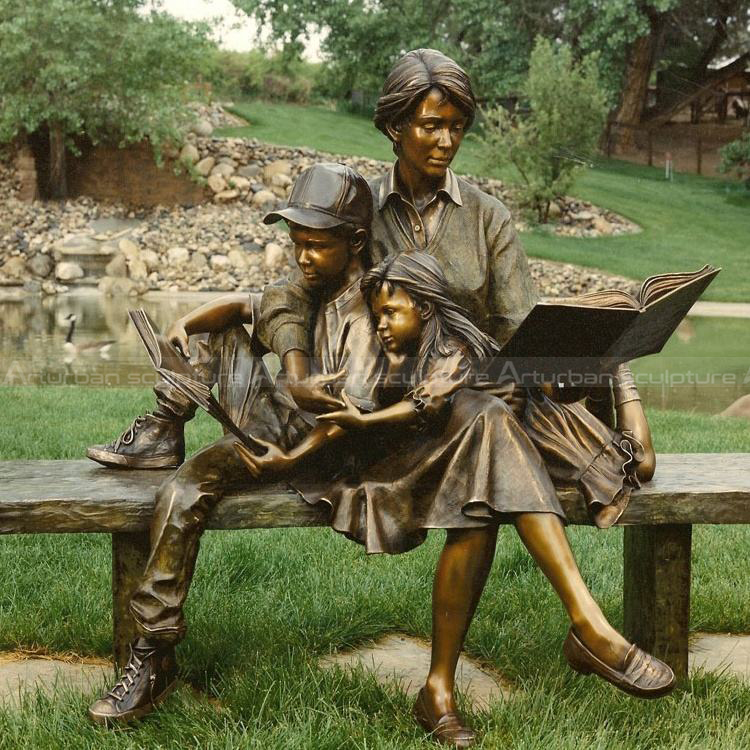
262,206,345,229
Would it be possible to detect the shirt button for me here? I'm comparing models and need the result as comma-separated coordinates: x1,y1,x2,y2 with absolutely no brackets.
414,224,422,232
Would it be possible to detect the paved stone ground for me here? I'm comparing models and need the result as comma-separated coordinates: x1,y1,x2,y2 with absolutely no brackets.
319,634,514,710
690,633,750,680
0,653,111,709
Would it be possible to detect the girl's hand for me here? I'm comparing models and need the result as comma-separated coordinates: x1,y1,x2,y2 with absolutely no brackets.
286,369,346,414
166,319,190,359
234,437,293,479
316,391,366,429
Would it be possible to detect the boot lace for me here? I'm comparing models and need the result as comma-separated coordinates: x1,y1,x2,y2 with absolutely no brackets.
112,416,147,451
107,645,152,701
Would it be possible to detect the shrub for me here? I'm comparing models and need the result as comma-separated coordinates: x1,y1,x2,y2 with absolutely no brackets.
480,37,608,223
719,132,750,189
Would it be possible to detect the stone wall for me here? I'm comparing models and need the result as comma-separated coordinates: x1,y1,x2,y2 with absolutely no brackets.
67,141,206,207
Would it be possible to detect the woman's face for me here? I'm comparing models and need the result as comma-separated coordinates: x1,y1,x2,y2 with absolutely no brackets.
393,87,468,181
370,284,424,354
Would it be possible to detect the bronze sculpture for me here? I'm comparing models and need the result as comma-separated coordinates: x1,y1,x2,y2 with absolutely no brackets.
86,49,675,745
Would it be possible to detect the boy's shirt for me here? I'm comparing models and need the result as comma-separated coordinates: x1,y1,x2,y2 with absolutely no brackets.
312,276,383,413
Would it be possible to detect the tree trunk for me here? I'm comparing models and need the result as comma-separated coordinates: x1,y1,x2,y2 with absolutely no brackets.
612,13,664,152
48,122,68,199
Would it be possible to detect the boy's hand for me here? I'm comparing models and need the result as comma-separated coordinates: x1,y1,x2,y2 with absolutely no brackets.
287,370,346,414
166,320,190,359
316,391,366,429
234,438,293,479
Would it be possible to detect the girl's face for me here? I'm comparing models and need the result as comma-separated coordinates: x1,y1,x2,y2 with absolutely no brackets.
370,284,424,354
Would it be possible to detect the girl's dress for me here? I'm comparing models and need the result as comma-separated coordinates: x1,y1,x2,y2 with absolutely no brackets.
308,342,565,554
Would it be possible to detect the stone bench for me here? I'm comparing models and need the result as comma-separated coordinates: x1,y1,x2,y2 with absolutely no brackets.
2,454,750,678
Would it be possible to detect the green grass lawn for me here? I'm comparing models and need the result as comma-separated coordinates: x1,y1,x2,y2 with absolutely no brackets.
221,100,750,303
2,386,750,748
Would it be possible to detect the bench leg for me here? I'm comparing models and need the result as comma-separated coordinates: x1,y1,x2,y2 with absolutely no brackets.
623,524,692,679
112,532,150,671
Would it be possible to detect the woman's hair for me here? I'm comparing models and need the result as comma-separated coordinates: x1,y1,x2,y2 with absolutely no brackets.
373,49,476,147
360,251,499,383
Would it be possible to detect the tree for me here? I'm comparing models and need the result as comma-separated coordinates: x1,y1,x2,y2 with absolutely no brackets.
481,38,608,222
719,131,750,188
0,0,213,198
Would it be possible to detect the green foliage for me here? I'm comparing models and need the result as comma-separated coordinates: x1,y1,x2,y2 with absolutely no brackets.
201,48,323,103
719,131,750,188
0,0,212,155
481,38,609,222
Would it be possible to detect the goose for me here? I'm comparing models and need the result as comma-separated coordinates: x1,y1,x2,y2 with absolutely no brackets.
63,314,116,357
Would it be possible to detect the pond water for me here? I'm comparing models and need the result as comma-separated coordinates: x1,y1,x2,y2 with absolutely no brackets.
1,292,749,415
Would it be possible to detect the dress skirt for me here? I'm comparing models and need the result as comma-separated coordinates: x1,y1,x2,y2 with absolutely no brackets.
306,388,565,555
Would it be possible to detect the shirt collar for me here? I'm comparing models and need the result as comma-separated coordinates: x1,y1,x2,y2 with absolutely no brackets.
378,162,463,210
324,275,364,313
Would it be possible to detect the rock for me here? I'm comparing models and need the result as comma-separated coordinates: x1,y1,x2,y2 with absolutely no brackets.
104,253,128,278
23,279,43,294
264,242,286,269
167,246,190,265
211,163,235,179
207,174,227,194
98,276,138,297
42,280,64,295
215,189,239,203
55,261,84,281
237,164,261,179
252,190,277,207
1,256,26,278
227,249,247,270
547,201,562,220
190,252,207,269
191,118,214,137
229,176,250,192
56,234,99,255
593,216,612,234
271,173,292,188
209,254,230,271
118,238,139,258
271,185,288,199
195,156,216,177
263,160,292,181
140,249,160,272
179,143,200,165
720,395,750,419
127,256,148,281
27,253,54,278
572,210,595,222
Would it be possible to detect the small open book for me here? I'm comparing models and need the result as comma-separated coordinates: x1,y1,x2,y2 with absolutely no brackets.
129,309,265,454
498,265,720,380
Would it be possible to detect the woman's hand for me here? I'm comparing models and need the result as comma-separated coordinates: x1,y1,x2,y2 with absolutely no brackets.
316,391,367,429
166,319,190,359
234,437,294,479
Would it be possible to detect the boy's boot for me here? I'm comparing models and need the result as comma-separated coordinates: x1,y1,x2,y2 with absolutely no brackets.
88,637,178,726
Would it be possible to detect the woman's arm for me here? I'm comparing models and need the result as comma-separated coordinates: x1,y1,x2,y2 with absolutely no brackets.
317,391,418,430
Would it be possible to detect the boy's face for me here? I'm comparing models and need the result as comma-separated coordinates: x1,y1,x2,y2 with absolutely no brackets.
289,225,352,289
370,284,423,354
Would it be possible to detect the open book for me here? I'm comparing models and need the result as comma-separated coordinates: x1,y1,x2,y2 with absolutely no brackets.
497,265,720,382
128,310,266,455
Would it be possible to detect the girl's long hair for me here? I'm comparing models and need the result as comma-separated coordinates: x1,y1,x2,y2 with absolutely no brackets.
360,252,500,383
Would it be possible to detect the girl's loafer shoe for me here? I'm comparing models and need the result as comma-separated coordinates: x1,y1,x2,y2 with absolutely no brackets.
413,688,476,747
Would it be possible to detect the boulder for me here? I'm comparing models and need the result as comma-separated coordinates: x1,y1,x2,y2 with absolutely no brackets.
209,254,230,271
167,246,190,266
191,118,214,137
264,242,286,269
105,253,128,278
207,174,227,194
237,164,261,179
118,238,139,258
140,249,161,273
211,163,235,179
56,234,99,255
99,276,138,297
547,201,563,220
593,216,612,234
190,252,208,269
55,261,85,281
179,143,200,165
1,256,26,278
195,156,216,177
215,189,239,203
263,160,292,182
27,254,54,279
271,173,293,188
252,189,277,207
229,176,251,192
227,249,247,270
127,256,149,281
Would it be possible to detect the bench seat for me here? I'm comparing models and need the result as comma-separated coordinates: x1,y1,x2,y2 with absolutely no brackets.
2,454,750,676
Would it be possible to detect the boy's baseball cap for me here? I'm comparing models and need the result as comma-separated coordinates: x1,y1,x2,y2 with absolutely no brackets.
263,162,373,229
